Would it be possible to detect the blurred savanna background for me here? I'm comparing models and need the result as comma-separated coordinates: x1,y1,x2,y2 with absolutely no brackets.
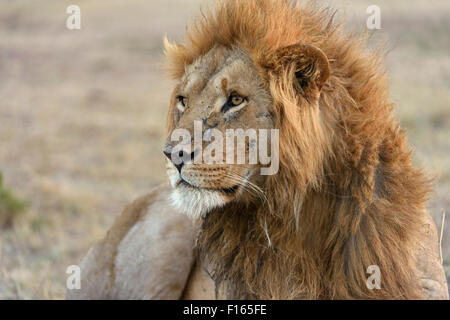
0,0,449,299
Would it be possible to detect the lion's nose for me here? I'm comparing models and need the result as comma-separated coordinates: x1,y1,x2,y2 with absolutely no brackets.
163,146,197,173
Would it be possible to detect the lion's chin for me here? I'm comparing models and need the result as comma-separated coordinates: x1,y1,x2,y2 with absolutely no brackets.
169,183,236,220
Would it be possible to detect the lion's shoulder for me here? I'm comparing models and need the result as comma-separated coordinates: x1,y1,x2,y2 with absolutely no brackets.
67,185,196,299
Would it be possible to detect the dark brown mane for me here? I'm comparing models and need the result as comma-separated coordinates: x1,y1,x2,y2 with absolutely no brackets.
165,0,431,299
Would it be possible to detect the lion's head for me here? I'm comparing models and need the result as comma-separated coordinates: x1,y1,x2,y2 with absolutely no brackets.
164,46,274,218
161,0,431,299
164,32,331,220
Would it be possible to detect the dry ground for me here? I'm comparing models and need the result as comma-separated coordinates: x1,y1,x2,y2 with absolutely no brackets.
0,0,449,299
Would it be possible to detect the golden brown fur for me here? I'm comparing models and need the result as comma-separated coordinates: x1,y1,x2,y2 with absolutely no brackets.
67,187,196,300
164,0,445,299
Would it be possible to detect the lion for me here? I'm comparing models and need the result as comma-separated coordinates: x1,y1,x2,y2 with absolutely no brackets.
67,0,448,300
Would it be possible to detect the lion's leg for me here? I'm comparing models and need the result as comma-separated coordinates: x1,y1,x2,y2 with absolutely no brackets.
415,211,449,299
181,259,217,300
66,186,196,300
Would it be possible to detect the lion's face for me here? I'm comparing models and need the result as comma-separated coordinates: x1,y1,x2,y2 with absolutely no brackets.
164,46,275,218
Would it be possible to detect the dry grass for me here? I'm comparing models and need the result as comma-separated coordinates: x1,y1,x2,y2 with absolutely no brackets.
0,0,448,299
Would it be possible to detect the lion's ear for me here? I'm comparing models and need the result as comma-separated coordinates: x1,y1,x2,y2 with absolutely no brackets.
265,44,330,96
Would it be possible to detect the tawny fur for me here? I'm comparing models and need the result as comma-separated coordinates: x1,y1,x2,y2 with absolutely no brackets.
66,188,196,300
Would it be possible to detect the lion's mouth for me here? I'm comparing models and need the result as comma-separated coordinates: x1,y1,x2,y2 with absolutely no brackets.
178,179,239,195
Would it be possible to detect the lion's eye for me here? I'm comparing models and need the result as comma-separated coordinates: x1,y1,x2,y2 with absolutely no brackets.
222,93,246,113
230,95,244,106
177,96,187,112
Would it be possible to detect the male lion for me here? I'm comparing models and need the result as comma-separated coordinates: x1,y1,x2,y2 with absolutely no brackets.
67,0,448,299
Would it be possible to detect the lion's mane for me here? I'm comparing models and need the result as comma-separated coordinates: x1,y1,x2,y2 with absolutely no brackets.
164,0,431,299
